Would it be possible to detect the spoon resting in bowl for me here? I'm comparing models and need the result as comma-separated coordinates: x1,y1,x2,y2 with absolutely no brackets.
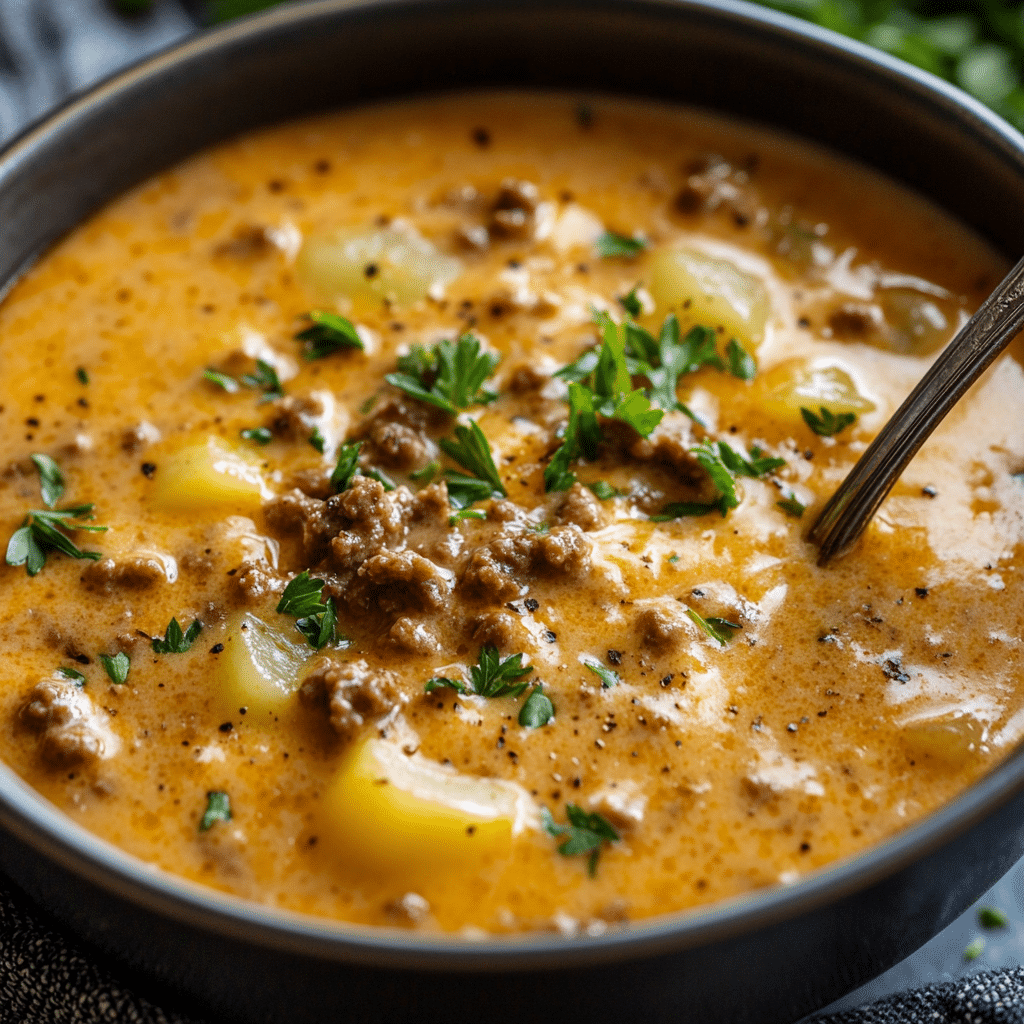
810,252,1024,565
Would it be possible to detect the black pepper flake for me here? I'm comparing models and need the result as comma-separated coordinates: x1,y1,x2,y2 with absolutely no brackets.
915,587,929,598
218,722,233,733
524,598,539,613
26,418,39,427
800,842,811,853
141,462,157,478
797,317,811,329
607,649,622,665
786,722,798,733
471,126,491,148
239,707,247,714
922,485,938,498
210,643,224,654
881,658,910,683
543,630,557,643
661,675,674,688
364,263,379,279
181,740,190,747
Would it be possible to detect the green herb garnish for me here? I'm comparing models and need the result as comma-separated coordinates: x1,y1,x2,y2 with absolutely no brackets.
725,338,757,381
240,427,273,445
541,804,620,876
276,570,337,650
203,368,241,393
518,685,554,727
596,231,647,259
439,421,506,503
448,508,487,527
239,359,284,401
330,441,363,493
583,658,619,688
296,310,364,360
800,406,857,437
152,617,202,654
651,501,723,521
425,646,534,699
618,287,643,318
979,906,1009,929
30,454,65,508
199,791,232,832
6,505,106,576
99,652,130,685
57,666,86,686
362,467,396,491
686,609,740,645
963,936,985,962
587,480,620,501
75,367,89,386
386,334,500,415
777,495,806,518
309,426,326,453
410,460,439,483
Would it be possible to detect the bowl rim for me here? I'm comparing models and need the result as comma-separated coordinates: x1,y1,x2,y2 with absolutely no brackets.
2,0,1024,974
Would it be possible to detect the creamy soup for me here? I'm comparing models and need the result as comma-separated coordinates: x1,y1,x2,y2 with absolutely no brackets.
0,93,1021,936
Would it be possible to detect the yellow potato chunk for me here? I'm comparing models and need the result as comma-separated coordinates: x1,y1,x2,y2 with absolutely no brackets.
297,226,462,308
756,359,875,429
218,612,313,721
150,436,264,513
649,245,769,348
321,739,518,881
900,711,985,766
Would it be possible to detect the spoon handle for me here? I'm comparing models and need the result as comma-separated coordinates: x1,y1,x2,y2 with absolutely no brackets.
810,252,1024,565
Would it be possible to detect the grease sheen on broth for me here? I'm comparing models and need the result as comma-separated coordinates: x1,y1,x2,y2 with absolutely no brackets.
0,93,1021,936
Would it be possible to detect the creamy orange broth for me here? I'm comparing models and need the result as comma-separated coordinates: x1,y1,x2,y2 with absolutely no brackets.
0,93,1021,936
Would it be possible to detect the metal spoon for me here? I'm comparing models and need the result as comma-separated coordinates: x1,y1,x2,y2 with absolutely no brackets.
810,253,1024,565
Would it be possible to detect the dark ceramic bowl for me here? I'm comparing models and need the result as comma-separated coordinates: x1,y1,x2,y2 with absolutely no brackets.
2,3,1023,1022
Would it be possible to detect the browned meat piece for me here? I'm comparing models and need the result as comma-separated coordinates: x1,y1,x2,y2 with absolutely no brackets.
358,550,454,612
269,395,324,441
506,363,548,393
288,467,334,499
455,224,489,252
301,658,404,739
329,477,406,571
828,302,884,340
535,525,591,578
21,677,115,766
635,606,683,650
214,224,273,259
354,395,440,472
388,616,442,655
408,481,450,524
463,529,537,602
555,482,605,531
490,178,539,238
630,416,697,475
81,555,170,593
233,561,285,603
470,611,528,651
264,489,347,563
370,420,428,470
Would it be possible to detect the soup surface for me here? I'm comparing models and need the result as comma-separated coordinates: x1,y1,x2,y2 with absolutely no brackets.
0,93,1021,935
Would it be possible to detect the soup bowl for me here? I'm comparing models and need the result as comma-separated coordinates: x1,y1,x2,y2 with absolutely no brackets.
1,2,1023,1022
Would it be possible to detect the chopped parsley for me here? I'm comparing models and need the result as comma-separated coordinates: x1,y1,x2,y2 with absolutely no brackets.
800,406,857,436
618,287,643,318
31,454,64,507
596,231,647,259
6,504,106,576
57,666,86,686
690,442,739,514
152,617,203,654
518,684,554,727
725,337,757,381
425,646,534,699
963,936,985,962
296,310,364,360
240,426,273,445
75,367,89,386
99,652,130,684
204,359,283,402
439,421,506,506
203,368,241,393
330,441,363,492
308,426,326,453
385,334,500,415
362,467,396,491
583,658,619,688
587,480,620,501
448,507,487,527
541,804,620,876
199,791,232,832
410,460,439,483
686,609,740,645
276,570,337,650
680,440,786,518
777,495,806,518
979,906,1009,929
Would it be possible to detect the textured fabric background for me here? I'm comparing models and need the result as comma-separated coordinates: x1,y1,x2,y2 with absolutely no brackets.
0,3,1022,1023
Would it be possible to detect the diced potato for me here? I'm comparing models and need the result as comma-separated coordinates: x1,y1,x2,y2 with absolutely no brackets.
879,288,951,355
756,359,875,429
150,436,264,513
297,226,462,308
218,612,314,721
900,711,985,765
649,245,769,349
321,738,518,881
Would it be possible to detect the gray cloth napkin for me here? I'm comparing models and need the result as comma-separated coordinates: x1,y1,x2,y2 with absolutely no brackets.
0,3,1022,1023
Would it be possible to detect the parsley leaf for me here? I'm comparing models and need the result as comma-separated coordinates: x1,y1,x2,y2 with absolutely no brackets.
963,936,985,962
651,501,722,521
544,383,599,492
979,906,1009,929
518,684,554,727
716,442,786,478
409,460,439,483
686,609,740,645
439,422,506,501
31,454,64,507
587,480,620,500
330,441,363,493
583,658,619,688
596,231,647,259
448,507,487,526
800,406,857,436
469,646,534,698
553,347,600,385
57,666,86,686
362,467,396,491
203,368,241,393
239,359,284,401
296,310,364,360
385,334,500,414
309,426,326,453
152,617,202,654
6,505,106,576
725,338,757,381
240,426,273,445
444,473,496,510
199,791,232,832
75,367,89,386
424,677,469,694
777,495,806,518
276,571,337,649
541,804,619,876
690,442,739,514
618,287,643,318
100,652,130,684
